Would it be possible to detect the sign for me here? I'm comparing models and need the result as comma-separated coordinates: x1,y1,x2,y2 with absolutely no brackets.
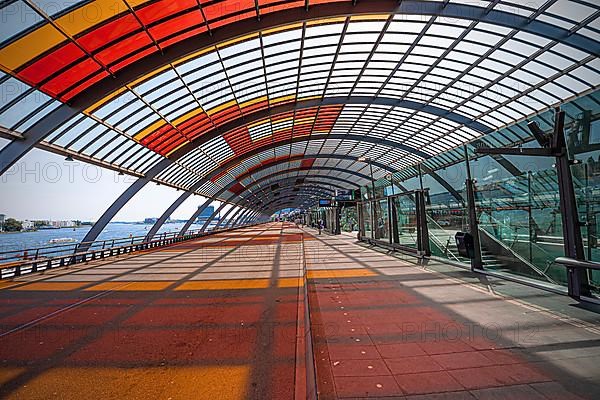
335,189,354,201
318,199,332,207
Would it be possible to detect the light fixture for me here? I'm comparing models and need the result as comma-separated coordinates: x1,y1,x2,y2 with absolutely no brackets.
65,155,74,161
118,171,124,176
357,156,369,162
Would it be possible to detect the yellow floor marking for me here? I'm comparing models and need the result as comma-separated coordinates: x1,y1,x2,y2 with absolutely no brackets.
175,279,270,290
10,282,89,291
83,281,173,291
0,280,19,290
6,366,248,400
278,277,304,288
307,268,377,279
0,367,25,386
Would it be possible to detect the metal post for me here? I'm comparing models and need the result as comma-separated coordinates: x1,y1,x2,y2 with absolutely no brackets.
553,110,589,298
528,171,533,263
387,196,393,244
416,190,431,257
464,145,483,270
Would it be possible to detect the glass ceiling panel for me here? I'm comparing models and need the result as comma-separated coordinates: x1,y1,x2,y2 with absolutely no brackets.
0,1,597,204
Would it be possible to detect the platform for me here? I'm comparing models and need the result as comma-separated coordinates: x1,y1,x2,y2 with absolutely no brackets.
1,223,599,399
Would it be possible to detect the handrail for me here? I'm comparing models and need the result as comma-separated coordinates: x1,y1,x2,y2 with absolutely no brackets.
0,223,259,280
0,227,210,264
555,257,600,271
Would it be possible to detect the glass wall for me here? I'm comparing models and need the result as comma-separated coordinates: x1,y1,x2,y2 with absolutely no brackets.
570,116,600,294
340,205,358,233
362,202,373,239
392,195,418,249
375,199,390,242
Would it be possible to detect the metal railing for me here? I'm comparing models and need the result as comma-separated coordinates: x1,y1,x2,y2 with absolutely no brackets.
0,223,258,280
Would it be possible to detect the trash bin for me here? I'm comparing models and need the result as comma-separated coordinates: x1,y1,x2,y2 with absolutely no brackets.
455,232,475,259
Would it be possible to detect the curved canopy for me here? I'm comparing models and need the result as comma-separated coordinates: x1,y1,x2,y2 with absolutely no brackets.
1,0,599,213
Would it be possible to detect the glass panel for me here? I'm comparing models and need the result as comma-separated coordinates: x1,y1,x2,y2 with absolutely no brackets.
426,190,470,264
362,202,373,239
475,169,567,286
340,205,358,233
570,115,600,295
392,195,418,249
375,199,390,242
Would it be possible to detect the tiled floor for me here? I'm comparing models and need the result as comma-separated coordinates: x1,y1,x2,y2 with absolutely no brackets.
1,223,599,399
0,223,308,400
305,230,600,400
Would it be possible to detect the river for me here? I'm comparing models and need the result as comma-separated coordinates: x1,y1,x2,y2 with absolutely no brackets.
0,222,216,254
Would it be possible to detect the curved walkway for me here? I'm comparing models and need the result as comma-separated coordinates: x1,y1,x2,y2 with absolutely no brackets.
0,223,599,399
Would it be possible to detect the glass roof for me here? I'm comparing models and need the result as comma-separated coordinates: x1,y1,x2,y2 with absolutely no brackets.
0,0,599,211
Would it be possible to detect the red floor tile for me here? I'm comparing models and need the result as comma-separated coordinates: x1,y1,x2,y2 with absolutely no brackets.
334,375,404,398
395,370,464,395
385,356,444,375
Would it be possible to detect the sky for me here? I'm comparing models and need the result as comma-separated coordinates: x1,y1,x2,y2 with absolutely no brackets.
0,138,229,222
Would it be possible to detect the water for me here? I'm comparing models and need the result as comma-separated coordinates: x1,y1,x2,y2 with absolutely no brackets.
0,222,216,254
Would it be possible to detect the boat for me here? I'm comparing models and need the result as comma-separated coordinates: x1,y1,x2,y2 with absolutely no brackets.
48,238,78,244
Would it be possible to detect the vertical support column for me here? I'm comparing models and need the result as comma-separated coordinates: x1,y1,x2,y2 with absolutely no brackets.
415,190,431,257
464,145,483,270
391,197,399,245
554,110,589,298
387,196,393,244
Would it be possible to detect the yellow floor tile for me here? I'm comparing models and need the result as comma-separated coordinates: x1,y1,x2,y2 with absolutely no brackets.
175,279,270,290
307,268,376,279
0,367,25,386
10,282,89,291
277,277,304,288
83,281,173,291
6,366,248,400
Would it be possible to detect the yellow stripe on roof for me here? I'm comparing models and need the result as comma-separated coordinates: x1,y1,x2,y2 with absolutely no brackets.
272,116,293,124
0,24,66,72
294,117,316,125
206,99,238,116
270,94,295,105
350,14,390,21
262,23,303,36
56,0,129,37
240,96,268,109
248,118,269,129
134,119,166,141
128,65,171,88
217,33,259,49
166,140,190,157
85,87,127,114
172,46,214,67
306,17,346,26
172,107,205,126
297,95,322,102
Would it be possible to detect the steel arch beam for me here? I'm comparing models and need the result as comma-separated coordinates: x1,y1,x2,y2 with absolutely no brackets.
69,0,598,107
178,171,362,236
0,93,484,177
177,172,358,237
152,153,378,239
201,201,230,232
215,205,238,229
225,206,246,229
78,158,171,251
232,208,254,228
3,0,595,176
